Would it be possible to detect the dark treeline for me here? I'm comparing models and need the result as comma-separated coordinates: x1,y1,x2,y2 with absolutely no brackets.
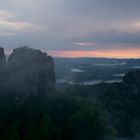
0,91,109,140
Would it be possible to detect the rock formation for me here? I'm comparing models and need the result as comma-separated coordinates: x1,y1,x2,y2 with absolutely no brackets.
0,46,55,96
123,70,140,94
0,47,6,67
0,47,7,87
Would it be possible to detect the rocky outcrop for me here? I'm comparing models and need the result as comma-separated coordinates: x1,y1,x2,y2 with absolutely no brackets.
0,46,55,95
0,47,6,67
0,47,6,86
123,70,140,94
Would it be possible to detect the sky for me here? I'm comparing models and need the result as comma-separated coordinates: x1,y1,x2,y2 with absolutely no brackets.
1,0,140,58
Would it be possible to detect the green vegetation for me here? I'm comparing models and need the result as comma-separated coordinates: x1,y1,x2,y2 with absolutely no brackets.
1,80,140,140
0,91,112,140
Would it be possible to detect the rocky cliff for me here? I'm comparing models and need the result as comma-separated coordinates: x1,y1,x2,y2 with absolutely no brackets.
0,46,55,95
0,47,6,86
0,47,6,67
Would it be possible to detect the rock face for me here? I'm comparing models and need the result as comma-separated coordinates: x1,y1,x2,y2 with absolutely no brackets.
123,70,140,94
0,47,6,67
0,47,6,85
0,46,55,95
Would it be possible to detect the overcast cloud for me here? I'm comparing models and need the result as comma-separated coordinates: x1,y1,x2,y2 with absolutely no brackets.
0,0,140,57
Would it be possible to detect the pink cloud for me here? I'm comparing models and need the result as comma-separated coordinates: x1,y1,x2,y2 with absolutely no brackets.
76,42,96,46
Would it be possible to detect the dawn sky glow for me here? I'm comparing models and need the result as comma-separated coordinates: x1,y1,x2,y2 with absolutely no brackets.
1,0,140,58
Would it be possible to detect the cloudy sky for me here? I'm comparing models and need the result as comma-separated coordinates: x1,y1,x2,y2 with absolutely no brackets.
1,0,140,58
